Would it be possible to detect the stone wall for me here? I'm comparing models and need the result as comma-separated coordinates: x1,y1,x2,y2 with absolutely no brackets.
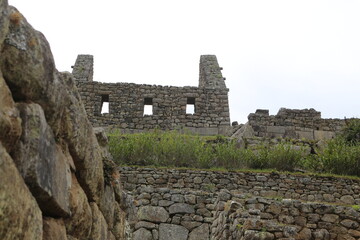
246,108,346,140
211,197,360,239
73,55,231,135
120,166,360,239
0,4,129,239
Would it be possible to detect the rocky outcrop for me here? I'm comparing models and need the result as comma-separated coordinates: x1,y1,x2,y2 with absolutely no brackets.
0,3,128,239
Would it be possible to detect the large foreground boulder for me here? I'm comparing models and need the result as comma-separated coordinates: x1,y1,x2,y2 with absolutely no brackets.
0,0,9,48
0,70,21,153
0,6,105,204
0,2,127,239
0,142,43,240
12,103,71,217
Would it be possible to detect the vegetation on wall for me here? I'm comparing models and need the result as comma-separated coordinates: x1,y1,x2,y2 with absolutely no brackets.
108,130,304,172
108,119,360,177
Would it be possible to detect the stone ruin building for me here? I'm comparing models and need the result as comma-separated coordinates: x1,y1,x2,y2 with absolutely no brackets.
73,54,349,140
245,108,346,141
73,55,231,135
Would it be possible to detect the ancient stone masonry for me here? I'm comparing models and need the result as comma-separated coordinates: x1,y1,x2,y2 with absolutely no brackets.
246,108,346,140
73,54,231,135
71,54,93,81
120,166,360,239
0,5,130,240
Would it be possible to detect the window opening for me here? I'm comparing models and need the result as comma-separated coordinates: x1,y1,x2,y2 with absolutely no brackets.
101,94,109,114
186,97,195,114
143,98,153,116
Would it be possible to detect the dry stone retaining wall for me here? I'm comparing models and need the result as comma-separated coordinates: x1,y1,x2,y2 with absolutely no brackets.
120,167,360,239
211,196,360,239
73,55,231,135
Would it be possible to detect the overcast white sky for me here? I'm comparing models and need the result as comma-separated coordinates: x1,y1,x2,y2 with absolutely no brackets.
8,0,360,123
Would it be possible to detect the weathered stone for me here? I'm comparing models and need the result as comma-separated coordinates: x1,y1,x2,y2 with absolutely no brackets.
323,194,335,202
340,219,359,229
138,206,169,223
138,193,151,200
336,234,356,240
307,214,320,223
295,227,312,240
59,72,105,203
0,142,43,240
169,203,195,214
171,194,185,203
64,174,92,239
108,231,116,240
348,229,360,237
90,202,108,240
112,202,127,240
232,122,255,148
283,225,300,237
0,0,9,48
158,200,174,207
1,11,83,153
133,228,152,240
43,217,67,240
312,229,330,239
185,194,196,204
1,6,105,204
340,195,355,205
197,207,212,217
256,175,267,182
0,6,61,116
99,184,115,229
152,229,159,239
321,214,339,223
243,219,265,231
194,176,202,184
12,103,71,217
181,221,202,231
0,71,21,153
93,127,108,146
135,221,156,230
188,223,209,240
242,230,274,240
159,223,189,240
266,203,282,215
218,190,231,201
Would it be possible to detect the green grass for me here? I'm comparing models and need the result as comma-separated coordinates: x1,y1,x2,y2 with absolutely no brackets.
108,121,360,177
108,130,306,172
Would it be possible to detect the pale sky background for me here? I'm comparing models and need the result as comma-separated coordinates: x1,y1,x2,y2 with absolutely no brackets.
8,0,360,123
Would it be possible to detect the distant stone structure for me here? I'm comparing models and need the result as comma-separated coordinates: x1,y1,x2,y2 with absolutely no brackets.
246,108,346,140
73,55,231,135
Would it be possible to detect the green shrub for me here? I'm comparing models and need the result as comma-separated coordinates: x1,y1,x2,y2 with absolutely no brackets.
309,138,360,176
342,119,360,145
246,144,271,169
245,143,304,171
267,143,304,171
109,129,360,176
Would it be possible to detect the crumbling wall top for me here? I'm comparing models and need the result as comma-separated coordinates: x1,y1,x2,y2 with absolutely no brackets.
72,54,93,81
199,55,227,89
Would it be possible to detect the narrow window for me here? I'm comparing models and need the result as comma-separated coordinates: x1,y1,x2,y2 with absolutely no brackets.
101,94,109,114
143,98,153,116
186,97,195,114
